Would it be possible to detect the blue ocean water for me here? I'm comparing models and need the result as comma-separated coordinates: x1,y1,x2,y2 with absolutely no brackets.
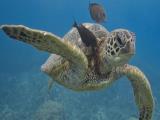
0,0,159,120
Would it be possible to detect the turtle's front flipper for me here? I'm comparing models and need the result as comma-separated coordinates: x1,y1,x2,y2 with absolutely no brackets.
1,25,88,70
121,64,154,120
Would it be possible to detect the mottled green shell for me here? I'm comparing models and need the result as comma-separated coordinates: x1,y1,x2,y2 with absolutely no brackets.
64,23,109,54
46,23,109,68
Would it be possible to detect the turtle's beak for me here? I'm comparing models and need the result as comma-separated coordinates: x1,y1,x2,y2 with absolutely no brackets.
120,40,135,55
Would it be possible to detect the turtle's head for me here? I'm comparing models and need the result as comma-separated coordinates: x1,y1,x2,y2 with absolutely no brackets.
103,29,135,67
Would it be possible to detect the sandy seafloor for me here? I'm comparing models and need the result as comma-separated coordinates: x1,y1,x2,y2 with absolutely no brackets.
0,0,160,120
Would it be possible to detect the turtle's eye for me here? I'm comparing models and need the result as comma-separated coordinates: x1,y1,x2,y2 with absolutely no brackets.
116,33,126,47
117,36,123,46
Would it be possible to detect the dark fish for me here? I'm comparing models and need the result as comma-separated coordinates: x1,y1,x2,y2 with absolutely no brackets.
73,21,97,47
89,3,106,23
73,21,101,75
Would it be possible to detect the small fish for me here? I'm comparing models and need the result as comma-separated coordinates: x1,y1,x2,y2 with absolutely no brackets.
73,21,97,47
73,21,101,75
89,2,106,23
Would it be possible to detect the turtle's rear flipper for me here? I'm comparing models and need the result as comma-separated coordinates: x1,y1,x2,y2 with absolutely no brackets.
122,64,154,120
1,25,88,70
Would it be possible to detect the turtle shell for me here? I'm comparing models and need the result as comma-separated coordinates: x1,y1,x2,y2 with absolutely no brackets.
41,23,109,73
64,23,109,54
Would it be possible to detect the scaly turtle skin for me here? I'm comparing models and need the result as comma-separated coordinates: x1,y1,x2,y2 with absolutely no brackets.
1,23,154,120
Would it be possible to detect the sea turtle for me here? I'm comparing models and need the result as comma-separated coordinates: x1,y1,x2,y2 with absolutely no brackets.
1,23,154,120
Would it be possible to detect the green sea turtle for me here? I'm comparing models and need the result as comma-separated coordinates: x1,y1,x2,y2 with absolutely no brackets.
1,23,154,120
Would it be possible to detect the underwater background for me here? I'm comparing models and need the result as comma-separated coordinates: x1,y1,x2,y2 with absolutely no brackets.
0,0,159,120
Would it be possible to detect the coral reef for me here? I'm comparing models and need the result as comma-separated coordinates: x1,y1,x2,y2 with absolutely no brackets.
0,105,18,120
0,71,159,120
34,100,64,120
